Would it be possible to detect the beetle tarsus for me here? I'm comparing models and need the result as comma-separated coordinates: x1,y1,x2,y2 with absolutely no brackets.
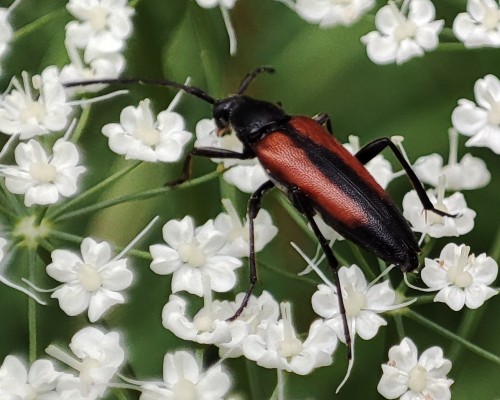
227,180,275,322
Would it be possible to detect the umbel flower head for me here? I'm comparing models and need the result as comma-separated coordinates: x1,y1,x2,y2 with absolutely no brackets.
1,138,86,207
242,302,338,375
0,356,62,399
453,0,500,48
402,178,476,238
421,243,498,311
312,264,397,344
378,337,453,400
45,326,126,398
294,0,375,28
451,74,500,154
0,66,72,139
102,99,192,162
46,237,133,322
139,350,232,400
65,0,135,62
361,0,444,65
414,128,491,191
150,216,242,296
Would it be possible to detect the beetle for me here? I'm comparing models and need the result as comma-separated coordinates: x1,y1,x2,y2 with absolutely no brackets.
66,66,453,357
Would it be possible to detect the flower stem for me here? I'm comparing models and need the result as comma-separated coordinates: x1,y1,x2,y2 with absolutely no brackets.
439,27,459,42
411,294,436,305
405,310,500,365
112,388,131,400
392,313,405,340
489,224,500,261
0,179,26,216
28,248,37,363
49,160,143,219
261,259,318,287
245,359,266,400
70,105,92,144
0,201,17,221
15,8,67,40
54,170,221,222
448,308,486,363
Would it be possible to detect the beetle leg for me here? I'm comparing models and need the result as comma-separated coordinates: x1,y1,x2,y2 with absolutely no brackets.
165,146,255,186
237,66,275,95
290,187,352,359
355,138,456,218
313,113,333,135
228,180,276,321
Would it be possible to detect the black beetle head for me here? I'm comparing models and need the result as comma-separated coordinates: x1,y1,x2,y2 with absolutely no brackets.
212,96,241,135
212,96,288,144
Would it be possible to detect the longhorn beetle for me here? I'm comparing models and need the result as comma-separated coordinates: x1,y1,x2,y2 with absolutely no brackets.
66,67,454,358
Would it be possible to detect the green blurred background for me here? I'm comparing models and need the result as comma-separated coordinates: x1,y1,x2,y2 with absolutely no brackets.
0,0,499,398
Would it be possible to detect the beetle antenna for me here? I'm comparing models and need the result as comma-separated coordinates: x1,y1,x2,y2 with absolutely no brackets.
237,66,275,95
63,77,216,105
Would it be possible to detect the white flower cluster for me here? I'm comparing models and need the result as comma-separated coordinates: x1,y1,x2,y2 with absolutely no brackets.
294,0,376,27
452,74,500,154
46,237,134,322
102,98,192,163
288,0,500,68
361,0,444,65
422,243,498,311
151,202,351,376
378,337,453,400
453,0,500,48
150,199,278,295
60,0,134,87
0,326,232,400
0,66,85,207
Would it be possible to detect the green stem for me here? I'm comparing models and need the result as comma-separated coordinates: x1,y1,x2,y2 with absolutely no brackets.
54,170,220,222
49,161,143,219
245,359,265,400
436,42,469,52
34,206,48,226
261,260,318,287
15,8,67,40
70,105,92,144
448,307,486,362
405,310,500,365
392,313,405,340
439,27,458,42
411,294,436,306
112,388,130,400
0,180,26,216
28,248,37,363
489,224,500,261
0,202,17,221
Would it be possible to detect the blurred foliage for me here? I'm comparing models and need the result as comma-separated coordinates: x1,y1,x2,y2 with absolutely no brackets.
0,0,499,399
